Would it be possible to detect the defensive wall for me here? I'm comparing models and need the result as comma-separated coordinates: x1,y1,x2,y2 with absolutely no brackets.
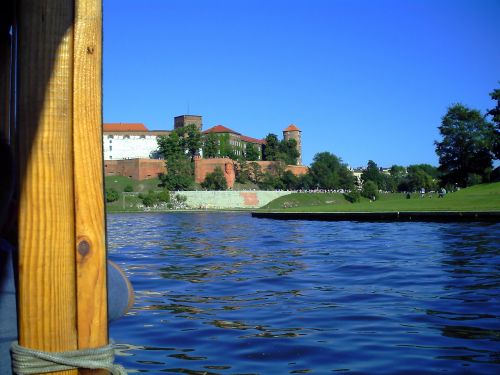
105,159,166,180
174,190,292,209
105,158,309,185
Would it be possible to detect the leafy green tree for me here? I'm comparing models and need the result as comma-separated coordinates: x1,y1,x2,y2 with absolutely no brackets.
361,160,384,188
159,157,194,191
203,132,219,158
201,166,227,190
259,172,284,190
361,180,379,200
235,159,250,184
435,104,496,187
157,132,183,160
249,162,263,184
406,166,437,192
263,133,279,161
276,138,300,165
309,152,354,189
296,173,313,190
105,188,119,203
281,170,299,190
178,124,202,161
245,143,260,161
487,83,500,159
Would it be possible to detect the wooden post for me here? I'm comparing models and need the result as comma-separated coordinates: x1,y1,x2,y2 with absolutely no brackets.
73,0,108,356
17,1,107,374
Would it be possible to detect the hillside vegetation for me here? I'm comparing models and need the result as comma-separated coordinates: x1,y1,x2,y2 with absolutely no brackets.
261,183,500,212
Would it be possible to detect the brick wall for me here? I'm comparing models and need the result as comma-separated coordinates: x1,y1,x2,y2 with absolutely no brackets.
104,159,166,180
104,157,307,182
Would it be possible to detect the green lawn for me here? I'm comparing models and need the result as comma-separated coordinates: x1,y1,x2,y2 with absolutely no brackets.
105,176,162,193
260,182,500,212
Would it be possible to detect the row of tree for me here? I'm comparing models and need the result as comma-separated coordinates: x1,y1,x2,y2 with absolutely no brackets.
156,83,499,191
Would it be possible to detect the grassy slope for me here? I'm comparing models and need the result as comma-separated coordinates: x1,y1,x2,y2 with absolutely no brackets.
105,176,162,193
260,182,500,212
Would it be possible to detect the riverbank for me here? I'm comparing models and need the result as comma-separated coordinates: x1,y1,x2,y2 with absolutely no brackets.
258,182,500,212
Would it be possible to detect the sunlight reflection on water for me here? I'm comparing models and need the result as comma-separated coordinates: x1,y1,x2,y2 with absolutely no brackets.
108,212,500,374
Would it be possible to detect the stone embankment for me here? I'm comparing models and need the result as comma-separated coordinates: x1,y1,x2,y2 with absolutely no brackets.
175,191,291,209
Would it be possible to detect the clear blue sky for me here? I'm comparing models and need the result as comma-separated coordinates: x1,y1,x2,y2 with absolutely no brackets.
103,0,500,168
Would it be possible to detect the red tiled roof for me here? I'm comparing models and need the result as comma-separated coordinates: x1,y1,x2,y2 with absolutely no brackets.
202,125,241,135
103,123,148,132
283,124,300,132
241,135,265,145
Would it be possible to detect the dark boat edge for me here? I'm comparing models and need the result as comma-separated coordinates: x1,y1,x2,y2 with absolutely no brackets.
251,211,500,222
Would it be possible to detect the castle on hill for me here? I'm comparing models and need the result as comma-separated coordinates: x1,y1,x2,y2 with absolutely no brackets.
103,115,306,183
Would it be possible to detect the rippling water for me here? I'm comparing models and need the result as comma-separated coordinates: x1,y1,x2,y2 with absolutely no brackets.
108,212,500,374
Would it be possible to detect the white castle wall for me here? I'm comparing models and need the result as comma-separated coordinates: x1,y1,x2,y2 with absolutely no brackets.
103,134,161,160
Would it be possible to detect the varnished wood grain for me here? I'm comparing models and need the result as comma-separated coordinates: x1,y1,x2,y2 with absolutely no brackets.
17,1,77,374
73,0,109,362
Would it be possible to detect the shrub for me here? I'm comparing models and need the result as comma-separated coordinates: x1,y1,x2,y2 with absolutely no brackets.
123,184,134,192
105,188,119,202
344,190,361,203
201,167,227,190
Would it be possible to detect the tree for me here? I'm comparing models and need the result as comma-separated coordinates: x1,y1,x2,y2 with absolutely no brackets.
159,157,194,191
263,133,279,161
406,165,437,192
201,167,227,190
386,165,406,192
435,104,496,187
361,160,384,188
235,159,251,184
361,180,379,200
277,138,299,165
203,132,219,158
309,152,354,190
157,132,183,160
281,170,299,190
487,83,500,159
179,124,202,161
245,143,260,161
249,162,263,184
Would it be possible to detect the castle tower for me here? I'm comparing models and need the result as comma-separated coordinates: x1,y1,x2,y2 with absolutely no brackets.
283,124,302,165
174,115,203,131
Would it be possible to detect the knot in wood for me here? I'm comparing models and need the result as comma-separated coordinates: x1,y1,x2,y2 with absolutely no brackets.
78,240,91,257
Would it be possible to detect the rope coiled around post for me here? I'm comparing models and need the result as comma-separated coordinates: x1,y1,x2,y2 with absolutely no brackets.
10,341,127,374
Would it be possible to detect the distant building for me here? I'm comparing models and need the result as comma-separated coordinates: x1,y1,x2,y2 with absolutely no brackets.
283,124,302,165
174,115,203,131
202,125,265,159
103,116,306,182
103,123,170,160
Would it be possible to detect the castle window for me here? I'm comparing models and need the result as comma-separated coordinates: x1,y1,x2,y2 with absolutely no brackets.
109,145,112,151
107,135,114,139
124,135,130,139
140,135,145,139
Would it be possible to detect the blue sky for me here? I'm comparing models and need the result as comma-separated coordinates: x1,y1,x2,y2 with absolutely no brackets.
103,0,500,167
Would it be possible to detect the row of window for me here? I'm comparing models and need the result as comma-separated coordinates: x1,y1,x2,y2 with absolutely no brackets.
107,135,147,139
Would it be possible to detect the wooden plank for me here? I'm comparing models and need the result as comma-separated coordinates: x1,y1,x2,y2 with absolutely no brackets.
17,1,78,374
73,0,108,361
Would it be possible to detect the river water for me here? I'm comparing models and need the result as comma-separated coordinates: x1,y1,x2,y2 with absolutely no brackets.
108,212,500,374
